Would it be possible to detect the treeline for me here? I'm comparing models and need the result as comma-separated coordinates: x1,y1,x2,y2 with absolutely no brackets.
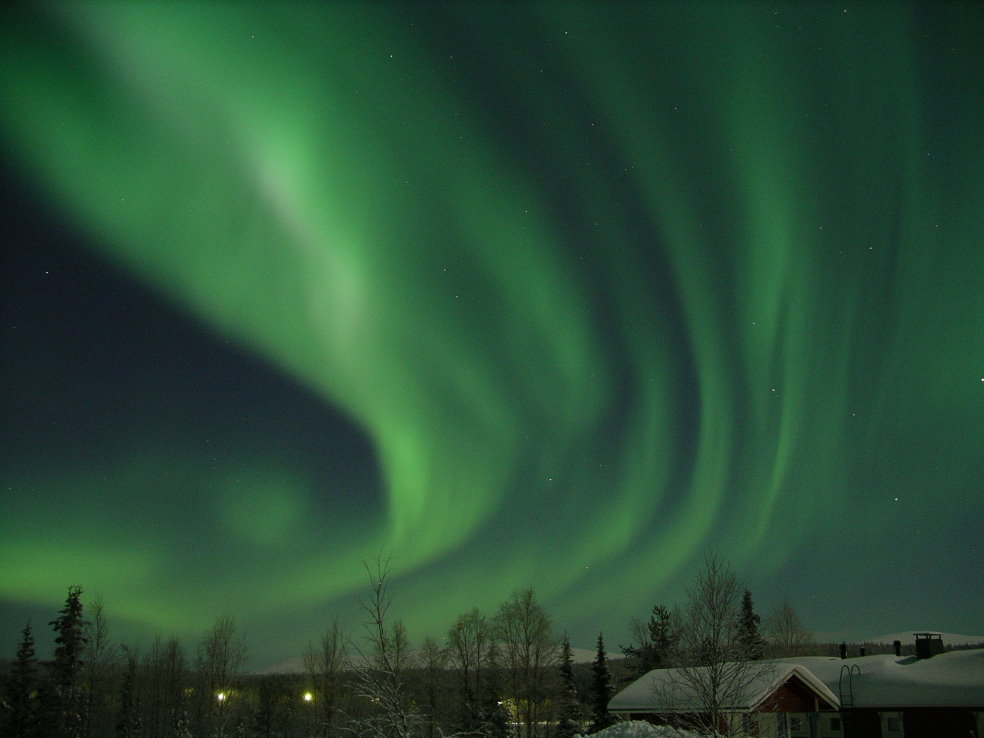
0,553,841,738
1,558,618,738
615,584,817,678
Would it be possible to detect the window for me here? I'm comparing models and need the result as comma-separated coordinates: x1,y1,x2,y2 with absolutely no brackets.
829,717,842,730
788,714,812,737
880,712,904,734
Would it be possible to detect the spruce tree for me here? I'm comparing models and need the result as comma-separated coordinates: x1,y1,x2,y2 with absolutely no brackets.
555,635,581,738
115,647,140,738
45,585,89,738
481,643,510,738
619,605,676,677
648,606,674,668
736,589,765,660
3,622,39,737
589,633,615,733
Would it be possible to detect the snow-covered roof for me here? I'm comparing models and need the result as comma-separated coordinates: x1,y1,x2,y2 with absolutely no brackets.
610,649,984,713
773,649,984,709
609,662,838,714
864,631,984,647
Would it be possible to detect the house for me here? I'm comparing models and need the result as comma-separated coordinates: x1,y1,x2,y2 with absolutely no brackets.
608,661,840,737
609,644,984,738
774,647,984,738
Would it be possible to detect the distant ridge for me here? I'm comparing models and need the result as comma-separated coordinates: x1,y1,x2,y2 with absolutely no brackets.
256,645,603,674
256,655,306,674
864,630,984,646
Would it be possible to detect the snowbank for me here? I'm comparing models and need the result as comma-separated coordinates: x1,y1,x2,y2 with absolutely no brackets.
576,720,700,738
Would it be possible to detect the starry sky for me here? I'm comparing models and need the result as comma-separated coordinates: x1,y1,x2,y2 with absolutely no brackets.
2,2,982,669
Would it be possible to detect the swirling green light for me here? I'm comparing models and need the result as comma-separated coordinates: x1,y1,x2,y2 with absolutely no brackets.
2,2,981,663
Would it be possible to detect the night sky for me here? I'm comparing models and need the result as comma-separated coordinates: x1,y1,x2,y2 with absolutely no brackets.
2,2,982,669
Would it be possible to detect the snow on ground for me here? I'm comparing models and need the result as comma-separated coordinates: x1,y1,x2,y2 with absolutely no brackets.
576,720,700,738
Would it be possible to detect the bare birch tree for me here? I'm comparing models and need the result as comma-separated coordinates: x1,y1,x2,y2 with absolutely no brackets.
656,553,773,737
447,607,495,733
82,594,119,738
417,636,448,738
193,615,248,738
143,636,188,738
304,620,347,738
765,599,815,657
346,554,422,738
494,587,556,738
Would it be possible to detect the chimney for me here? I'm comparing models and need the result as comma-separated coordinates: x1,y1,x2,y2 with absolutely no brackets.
839,642,847,659
914,632,944,659
893,640,902,657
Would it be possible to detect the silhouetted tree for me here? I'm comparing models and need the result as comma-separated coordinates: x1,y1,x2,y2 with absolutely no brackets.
418,636,447,738
303,620,346,738
142,635,188,738
494,587,556,738
447,607,494,733
736,590,765,660
3,622,39,738
482,643,511,738
620,605,677,677
45,585,89,738
589,633,615,733
765,599,816,657
654,553,773,737
83,595,119,738
649,606,677,669
193,615,248,738
115,646,140,738
554,635,581,738
349,554,421,738
252,674,296,738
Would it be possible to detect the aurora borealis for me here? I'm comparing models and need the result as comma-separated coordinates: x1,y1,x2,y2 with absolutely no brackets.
1,2,982,667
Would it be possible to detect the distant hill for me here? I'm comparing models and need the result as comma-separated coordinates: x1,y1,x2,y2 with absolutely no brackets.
864,630,984,646
572,647,602,663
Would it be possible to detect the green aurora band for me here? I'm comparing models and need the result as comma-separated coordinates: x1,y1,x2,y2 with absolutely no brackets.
1,3,982,662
